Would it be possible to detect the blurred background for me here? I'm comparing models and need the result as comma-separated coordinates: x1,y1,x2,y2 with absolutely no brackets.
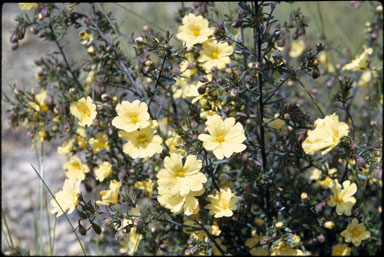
1,2,375,255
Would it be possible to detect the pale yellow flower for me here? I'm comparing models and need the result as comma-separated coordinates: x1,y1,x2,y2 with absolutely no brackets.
89,132,110,153
245,229,263,249
29,89,48,113
94,161,112,182
134,179,154,197
180,53,198,78
331,243,351,256
112,100,151,132
328,179,357,216
119,121,163,158
265,113,285,130
157,187,204,215
358,70,372,88
206,187,238,218
165,131,185,154
289,40,305,58
250,246,269,256
57,139,73,154
270,241,304,256
172,77,199,99
318,51,335,73
302,113,349,155
70,96,97,127
157,153,206,197
176,13,214,47
96,180,122,206
324,221,335,229
198,114,246,159
19,3,38,10
64,156,90,182
344,45,373,71
198,40,234,71
74,127,88,149
340,218,370,246
50,178,80,217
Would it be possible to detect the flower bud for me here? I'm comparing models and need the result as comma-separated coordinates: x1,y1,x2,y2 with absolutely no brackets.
376,5,383,14
232,20,243,28
101,93,111,102
300,192,308,201
187,238,194,245
216,77,227,85
211,66,218,74
324,221,335,229
135,36,145,45
160,244,168,251
10,32,18,44
199,76,209,83
198,83,208,95
125,225,131,234
78,221,87,236
190,245,199,255
145,60,153,67
254,62,263,70
317,233,325,243
229,88,238,97
184,249,191,256
11,42,19,51
106,45,114,53
312,66,320,79
225,67,233,76
91,222,102,235
87,46,95,55
316,42,325,52
275,221,283,228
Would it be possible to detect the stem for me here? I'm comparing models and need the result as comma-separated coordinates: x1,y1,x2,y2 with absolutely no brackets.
48,16,84,92
254,1,271,220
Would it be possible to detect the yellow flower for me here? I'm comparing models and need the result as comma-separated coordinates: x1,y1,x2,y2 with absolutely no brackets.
158,187,204,215
340,218,370,247
165,131,185,154
50,179,80,217
112,100,151,132
358,70,372,88
89,132,110,153
206,187,238,218
74,127,88,149
94,161,112,182
176,13,214,47
270,241,304,256
64,156,90,182
265,113,285,130
302,113,349,155
134,179,154,197
157,153,206,197
19,3,38,10
183,219,220,242
328,179,357,216
289,40,305,58
96,180,122,206
119,121,163,158
30,89,48,113
250,246,269,256
324,221,335,229
212,238,227,256
57,139,73,154
79,29,93,46
318,51,335,73
198,114,246,160
245,229,263,249
331,243,351,256
198,40,234,71
172,77,199,99
119,209,143,255
180,53,198,78
344,45,373,71
70,96,97,127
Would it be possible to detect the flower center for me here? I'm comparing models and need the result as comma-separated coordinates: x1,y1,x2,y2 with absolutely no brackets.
335,195,344,203
211,51,219,59
79,103,91,117
215,135,226,143
352,229,360,237
192,28,200,37
176,169,186,177
130,113,138,124
137,136,147,143
72,162,81,171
